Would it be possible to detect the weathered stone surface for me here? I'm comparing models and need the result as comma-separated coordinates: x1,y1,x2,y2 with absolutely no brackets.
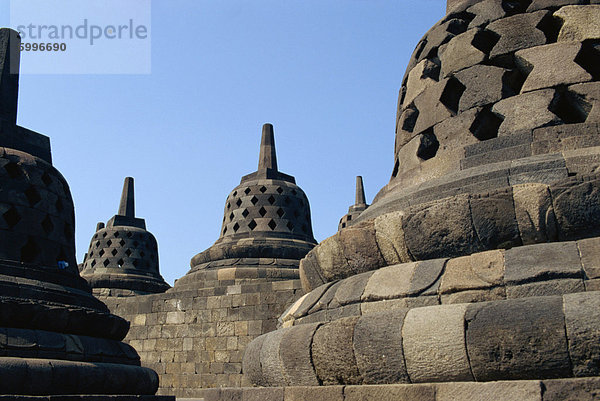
439,28,487,78
570,83,600,123
440,250,504,294
555,5,600,42
404,59,440,108
243,387,284,401
542,377,600,401
470,189,522,250
467,0,508,27
465,297,570,381
436,380,542,401
361,262,418,301
333,271,372,306
360,298,424,315
344,383,436,401
284,386,344,401
563,292,600,377
311,236,348,283
374,211,411,266
280,323,321,386
487,11,549,59
260,328,289,386
455,65,514,111
403,195,482,260
493,89,561,136
578,237,600,279
402,303,472,382
338,221,385,277
441,286,506,304
533,123,600,155
311,316,361,385
413,79,458,133
504,241,583,284
506,278,585,298
309,280,342,314
527,0,586,12
516,42,592,93
353,310,409,384
241,333,266,387
512,183,554,244
409,258,446,295
551,176,600,241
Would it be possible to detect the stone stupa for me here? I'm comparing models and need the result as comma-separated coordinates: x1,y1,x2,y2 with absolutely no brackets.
242,1,600,399
338,176,369,230
0,28,165,397
80,177,170,296
174,123,317,289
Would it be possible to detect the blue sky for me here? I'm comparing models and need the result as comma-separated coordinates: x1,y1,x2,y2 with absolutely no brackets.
2,0,446,285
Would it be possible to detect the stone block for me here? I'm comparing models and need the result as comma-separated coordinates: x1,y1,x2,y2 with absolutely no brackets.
243,387,284,401
361,262,418,301
344,383,436,401
283,385,344,401
513,183,554,244
402,303,472,382
353,309,409,384
441,286,506,304
467,0,509,27
311,316,361,385
292,282,333,318
403,59,440,108
439,28,487,78
338,221,385,277
555,5,600,42
409,258,446,295
551,176,600,241
465,296,570,381
280,323,321,386
312,235,348,283
506,278,585,298
492,89,561,136
300,252,326,292
440,250,504,294
413,79,458,133
504,241,583,284
470,189,522,250
437,381,542,401
527,0,586,12
578,237,600,279
359,298,411,315
516,42,592,93
487,11,549,59
563,292,600,377
333,271,372,306
241,334,266,387
570,83,600,123
464,130,532,157
542,377,600,401
374,211,411,265
455,65,514,111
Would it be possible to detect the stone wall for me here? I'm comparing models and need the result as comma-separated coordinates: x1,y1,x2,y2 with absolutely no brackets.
102,278,304,398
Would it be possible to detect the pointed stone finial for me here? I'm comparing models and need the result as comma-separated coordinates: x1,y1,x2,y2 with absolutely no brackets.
96,222,105,231
258,123,278,172
0,29,20,124
118,177,135,217
355,176,366,205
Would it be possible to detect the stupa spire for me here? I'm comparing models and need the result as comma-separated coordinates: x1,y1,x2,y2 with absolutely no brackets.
258,123,278,171
355,176,366,206
118,176,135,217
0,28,20,124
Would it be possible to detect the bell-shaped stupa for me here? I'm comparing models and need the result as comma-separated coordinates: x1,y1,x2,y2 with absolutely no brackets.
0,28,161,396
80,177,170,296
174,123,317,289
338,176,369,230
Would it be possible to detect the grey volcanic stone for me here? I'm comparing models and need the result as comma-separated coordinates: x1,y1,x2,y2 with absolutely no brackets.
555,5,600,42
353,310,409,384
344,384,436,401
493,89,561,136
312,316,361,385
439,28,487,78
467,0,508,27
487,11,549,59
284,386,344,401
241,333,266,386
506,278,584,298
527,0,586,11
243,387,284,401
563,292,600,377
409,258,446,295
338,221,385,276
333,271,372,306
465,297,570,381
542,377,600,401
299,252,326,292
260,328,289,386
413,79,457,133
470,188,521,250
280,323,321,386
402,303,472,382
551,176,600,241
578,237,600,280
361,262,418,301
455,65,514,111
436,381,542,401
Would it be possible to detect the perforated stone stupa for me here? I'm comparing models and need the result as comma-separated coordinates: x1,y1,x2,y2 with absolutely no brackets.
80,177,170,296
174,123,317,289
338,176,369,230
0,28,164,397
241,1,600,399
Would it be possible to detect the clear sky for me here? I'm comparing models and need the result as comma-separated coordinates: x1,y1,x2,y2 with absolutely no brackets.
1,0,446,285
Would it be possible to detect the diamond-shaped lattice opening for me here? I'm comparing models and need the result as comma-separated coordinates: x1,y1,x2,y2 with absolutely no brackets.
55,199,64,213
291,189,297,196
41,215,54,234
4,162,22,179
119,239,125,246
91,260,96,267
99,249,105,256
277,208,285,218
117,259,124,267
233,191,238,197
95,241,100,248
3,206,21,228
103,259,110,267
20,238,40,263
242,209,249,218
227,203,231,210
268,195,276,205
284,197,291,205
250,196,258,205
25,187,41,206
102,232,108,238
229,212,234,221
268,219,277,230
248,219,257,230
286,221,294,231
106,239,112,247
111,249,118,256
233,222,240,232
89,251,94,257
223,227,228,235
259,207,267,217
133,241,139,247
114,232,120,238
259,186,267,193
276,187,283,194
93,233,98,239
132,260,139,268
236,198,242,207
126,232,133,238
125,249,132,257
244,188,251,195
41,172,53,186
